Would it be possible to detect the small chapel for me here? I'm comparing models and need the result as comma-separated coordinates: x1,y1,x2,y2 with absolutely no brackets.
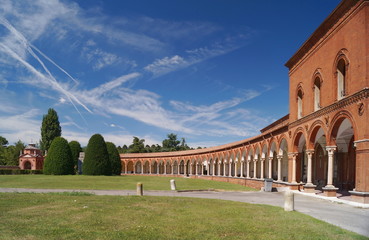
19,144,44,170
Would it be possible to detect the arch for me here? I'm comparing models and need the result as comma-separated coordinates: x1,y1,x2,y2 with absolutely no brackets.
308,120,328,149
127,161,134,173
24,161,32,170
330,117,356,191
152,161,158,174
329,111,358,145
278,138,289,182
173,160,179,174
135,161,142,174
333,49,350,100
312,70,323,111
143,160,150,174
165,160,171,174
297,88,304,119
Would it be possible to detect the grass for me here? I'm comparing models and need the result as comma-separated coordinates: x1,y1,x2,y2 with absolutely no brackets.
0,175,257,191
0,192,366,240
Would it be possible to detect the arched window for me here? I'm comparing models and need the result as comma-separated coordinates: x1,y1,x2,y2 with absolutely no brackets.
297,89,303,119
314,77,321,111
337,59,346,100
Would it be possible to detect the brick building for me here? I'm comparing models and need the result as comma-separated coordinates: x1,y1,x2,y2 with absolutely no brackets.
121,0,369,203
19,144,44,170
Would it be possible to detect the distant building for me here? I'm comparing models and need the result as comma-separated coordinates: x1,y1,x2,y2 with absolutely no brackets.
121,0,369,204
19,144,44,170
78,152,84,174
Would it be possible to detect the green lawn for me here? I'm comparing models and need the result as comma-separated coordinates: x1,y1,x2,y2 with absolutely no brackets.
0,175,256,191
0,192,365,240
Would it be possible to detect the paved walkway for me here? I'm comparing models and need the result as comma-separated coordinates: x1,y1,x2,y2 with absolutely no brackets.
1,188,369,237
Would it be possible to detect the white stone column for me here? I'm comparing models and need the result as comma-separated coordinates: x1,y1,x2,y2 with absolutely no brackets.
277,156,282,181
177,163,180,175
217,163,221,176
149,163,152,174
195,163,198,175
253,159,257,178
189,163,193,175
164,164,167,175
201,163,204,175
290,153,297,183
207,162,210,176
306,150,314,185
235,160,238,177
268,157,273,179
240,158,244,177
246,160,250,178
325,146,337,188
184,163,187,176
260,158,265,179
212,162,216,176
229,160,232,177
223,161,227,177
157,164,160,174
134,164,136,174
171,164,173,174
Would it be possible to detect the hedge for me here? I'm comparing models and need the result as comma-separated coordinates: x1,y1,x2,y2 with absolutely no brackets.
0,169,43,175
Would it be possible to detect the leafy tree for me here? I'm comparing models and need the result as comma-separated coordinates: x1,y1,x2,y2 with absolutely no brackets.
0,140,25,166
83,134,111,175
162,133,185,151
128,137,146,153
178,137,190,151
40,108,61,152
69,141,82,172
106,142,122,175
43,137,74,175
0,136,8,147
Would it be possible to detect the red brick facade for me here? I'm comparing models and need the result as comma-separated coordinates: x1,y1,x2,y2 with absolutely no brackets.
19,144,44,170
121,0,369,203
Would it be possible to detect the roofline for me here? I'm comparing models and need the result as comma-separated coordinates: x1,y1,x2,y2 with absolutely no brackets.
121,115,289,159
285,0,362,70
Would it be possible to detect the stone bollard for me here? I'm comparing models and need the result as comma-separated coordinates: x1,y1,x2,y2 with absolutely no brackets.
284,191,294,211
136,182,143,196
170,179,176,191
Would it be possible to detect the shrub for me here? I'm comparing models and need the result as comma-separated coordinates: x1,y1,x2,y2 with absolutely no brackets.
69,141,82,173
106,142,122,175
83,134,111,175
0,169,43,175
43,137,74,175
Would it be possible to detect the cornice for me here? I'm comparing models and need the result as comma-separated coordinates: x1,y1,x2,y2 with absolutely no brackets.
289,88,369,128
285,0,365,70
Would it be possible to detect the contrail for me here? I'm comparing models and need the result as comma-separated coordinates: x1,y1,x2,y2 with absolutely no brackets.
0,17,92,121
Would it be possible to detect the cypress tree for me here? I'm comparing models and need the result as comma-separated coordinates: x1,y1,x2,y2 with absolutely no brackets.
43,137,74,175
69,141,82,173
106,142,122,175
83,134,111,175
40,108,61,152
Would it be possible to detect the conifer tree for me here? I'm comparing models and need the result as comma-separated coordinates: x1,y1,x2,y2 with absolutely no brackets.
106,142,122,175
69,141,82,172
43,137,74,175
83,134,111,175
40,108,61,152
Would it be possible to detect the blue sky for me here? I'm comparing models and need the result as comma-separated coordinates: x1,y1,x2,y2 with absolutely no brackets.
0,0,340,148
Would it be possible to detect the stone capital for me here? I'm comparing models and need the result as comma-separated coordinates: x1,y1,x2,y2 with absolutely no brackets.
306,149,314,156
288,152,298,158
325,146,337,154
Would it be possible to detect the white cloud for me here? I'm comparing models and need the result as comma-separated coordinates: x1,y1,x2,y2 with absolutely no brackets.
144,55,188,75
0,109,41,144
144,35,248,77
83,48,121,70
